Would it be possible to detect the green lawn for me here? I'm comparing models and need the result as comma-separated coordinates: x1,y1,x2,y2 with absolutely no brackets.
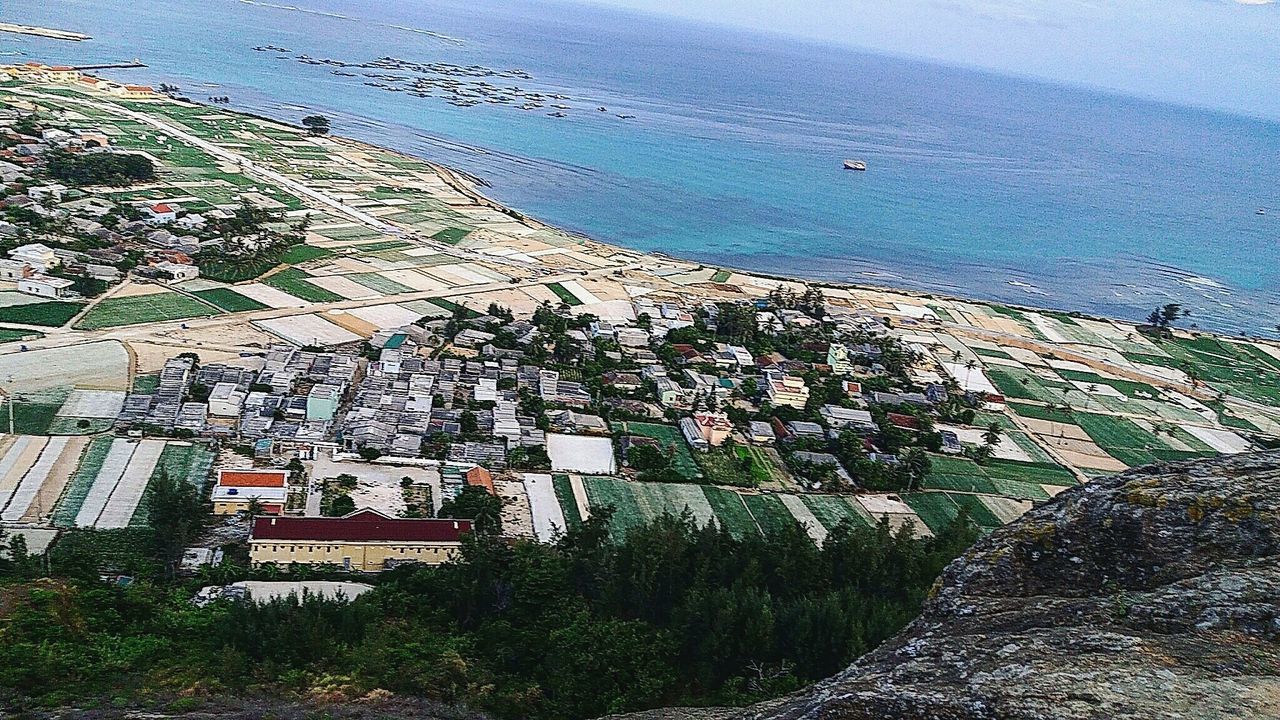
0,301,85,327
75,292,218,330
192,288,269,313
0,328,40,343
262,268,344,303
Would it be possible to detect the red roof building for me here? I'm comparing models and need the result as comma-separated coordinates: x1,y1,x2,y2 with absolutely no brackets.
886,412,922,431
250,510,473,571
465,466,496,495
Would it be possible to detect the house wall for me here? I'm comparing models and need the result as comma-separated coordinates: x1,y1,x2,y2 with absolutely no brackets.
249,539,461,571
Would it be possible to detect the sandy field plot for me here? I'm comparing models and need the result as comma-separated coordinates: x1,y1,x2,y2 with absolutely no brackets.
74,439,138,527
109,282,170,299
780,494,827,545
0,292,48,308
558,280,602,305
96,439,166,529
568,475,591,521
521,284,565,305
571,299,635,323
256,314,361,346
0,436,69,521
420,266,474,288
941,361,999,395
1181,425,1251,454
939,425,1034,462
855,495,932,538
495,478,535,539
0,340,129,392
378,269,447,292
55,389,127,419
308,274,382,300
309,453,440,515
0,436,47,511
1020,417,1092,440
522,473,567,543
546,434,616,474
1038,435,1129,471
233,283,310,308
20,436,89,523
346,303,425,329
322,311,379,338
979,495,1034,524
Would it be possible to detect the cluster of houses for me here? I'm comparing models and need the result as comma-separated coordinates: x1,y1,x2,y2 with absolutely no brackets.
2,62,158,99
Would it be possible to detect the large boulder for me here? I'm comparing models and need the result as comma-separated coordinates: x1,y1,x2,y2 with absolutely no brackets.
613,452,1280,720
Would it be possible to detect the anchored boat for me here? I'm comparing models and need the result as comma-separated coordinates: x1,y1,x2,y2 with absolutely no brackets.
844,159,867,171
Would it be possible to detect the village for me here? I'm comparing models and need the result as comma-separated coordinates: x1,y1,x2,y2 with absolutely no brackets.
1,63,1278,577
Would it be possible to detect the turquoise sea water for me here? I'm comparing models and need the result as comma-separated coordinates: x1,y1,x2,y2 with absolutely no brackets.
5,0,1280,334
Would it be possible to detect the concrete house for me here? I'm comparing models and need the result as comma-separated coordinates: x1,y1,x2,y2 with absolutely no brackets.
250,510,472,572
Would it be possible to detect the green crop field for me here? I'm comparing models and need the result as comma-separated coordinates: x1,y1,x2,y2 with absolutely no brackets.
262,268,344,303
1073,413,1215,467
0,300,84,326
432,227,472,244
702,486,759,538
129,443,215,527
280,245,334,264
0,328,39,343
710,270,731,283
552,474,584,532
612,421,701,479
192,288,269,313
52,437,114,527
742,494,800,536
75,292,217,329
800,495,870,532
924,454,1077,498
348,273,415,295
696,447,761,487
904,493,959,534
545,282,583,306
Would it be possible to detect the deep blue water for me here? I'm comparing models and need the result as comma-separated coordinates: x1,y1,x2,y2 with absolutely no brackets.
5,0,1280,334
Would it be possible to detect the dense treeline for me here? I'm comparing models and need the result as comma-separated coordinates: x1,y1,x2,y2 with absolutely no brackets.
0,507,976,718
45,150,156,186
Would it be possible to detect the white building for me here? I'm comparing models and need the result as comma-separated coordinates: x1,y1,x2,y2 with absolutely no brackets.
0,259,31,281
154,261,200,283
143,203,177,224
765,372,810,409
17,274,74,299
10,243,60,271
208,382,248,417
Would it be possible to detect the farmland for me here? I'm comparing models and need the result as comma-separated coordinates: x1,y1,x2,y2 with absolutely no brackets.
262,268,345,303
612,421,701,479
0,300,84,326
75,292,217,329
192,288,269,312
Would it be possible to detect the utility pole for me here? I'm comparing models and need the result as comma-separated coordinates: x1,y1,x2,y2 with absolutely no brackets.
1,375,13,435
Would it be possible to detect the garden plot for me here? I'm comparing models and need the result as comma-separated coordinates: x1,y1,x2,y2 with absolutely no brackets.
523,473,568,542
308,274,383,300
0,436,46,514
0,341,129,392
1180,425,1251,454
94,439,166,529
1,437,84,523
75,292,217,329
346,303,426,329
399,299,454,318
421,266,481,288
941,361,998,395
546,434,616,474
73,439,138,528
255,314,362,346
55,390,126,419
780,494,827,545
232,283,309,308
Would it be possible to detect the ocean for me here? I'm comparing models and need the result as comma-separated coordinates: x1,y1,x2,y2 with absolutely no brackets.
5,0,1280,334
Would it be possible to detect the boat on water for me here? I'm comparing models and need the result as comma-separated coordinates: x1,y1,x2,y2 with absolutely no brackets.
844,159,867,171
1258,208,1268,216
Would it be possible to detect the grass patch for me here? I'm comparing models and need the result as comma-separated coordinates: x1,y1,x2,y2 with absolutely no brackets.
801,495,870,532
702,486,759,538
551,474,584,532
742,494,800,537
612,421,701,480
0,301,85,327
75,292,217,330
280,245,335,264
0,327,41,342
192,288,268,313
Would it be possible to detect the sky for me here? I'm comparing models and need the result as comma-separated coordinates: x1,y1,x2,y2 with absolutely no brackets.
580,0,1280,119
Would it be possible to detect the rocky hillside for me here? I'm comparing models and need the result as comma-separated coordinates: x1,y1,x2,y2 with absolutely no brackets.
614,452,1280,720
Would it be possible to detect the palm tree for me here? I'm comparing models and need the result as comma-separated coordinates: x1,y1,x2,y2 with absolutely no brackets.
982,422,1002,448
964,359,978,387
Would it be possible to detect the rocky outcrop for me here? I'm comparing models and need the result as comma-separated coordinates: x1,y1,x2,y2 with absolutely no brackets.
614,452,1280,720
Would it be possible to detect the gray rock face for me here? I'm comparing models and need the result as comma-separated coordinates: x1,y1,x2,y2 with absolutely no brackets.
614,453,1280,720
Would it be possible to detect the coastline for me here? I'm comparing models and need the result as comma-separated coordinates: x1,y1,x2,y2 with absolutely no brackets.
0,22,90,41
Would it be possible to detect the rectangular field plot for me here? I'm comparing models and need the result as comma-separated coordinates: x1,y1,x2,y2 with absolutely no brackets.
800,495,870,533
192,288,269,312
55,390,126,419
0,300,85,326
255,314,362,346
233,283,309,308
611,422,700,479
262,268,345,303
75,292,217,329
95,439,166,529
